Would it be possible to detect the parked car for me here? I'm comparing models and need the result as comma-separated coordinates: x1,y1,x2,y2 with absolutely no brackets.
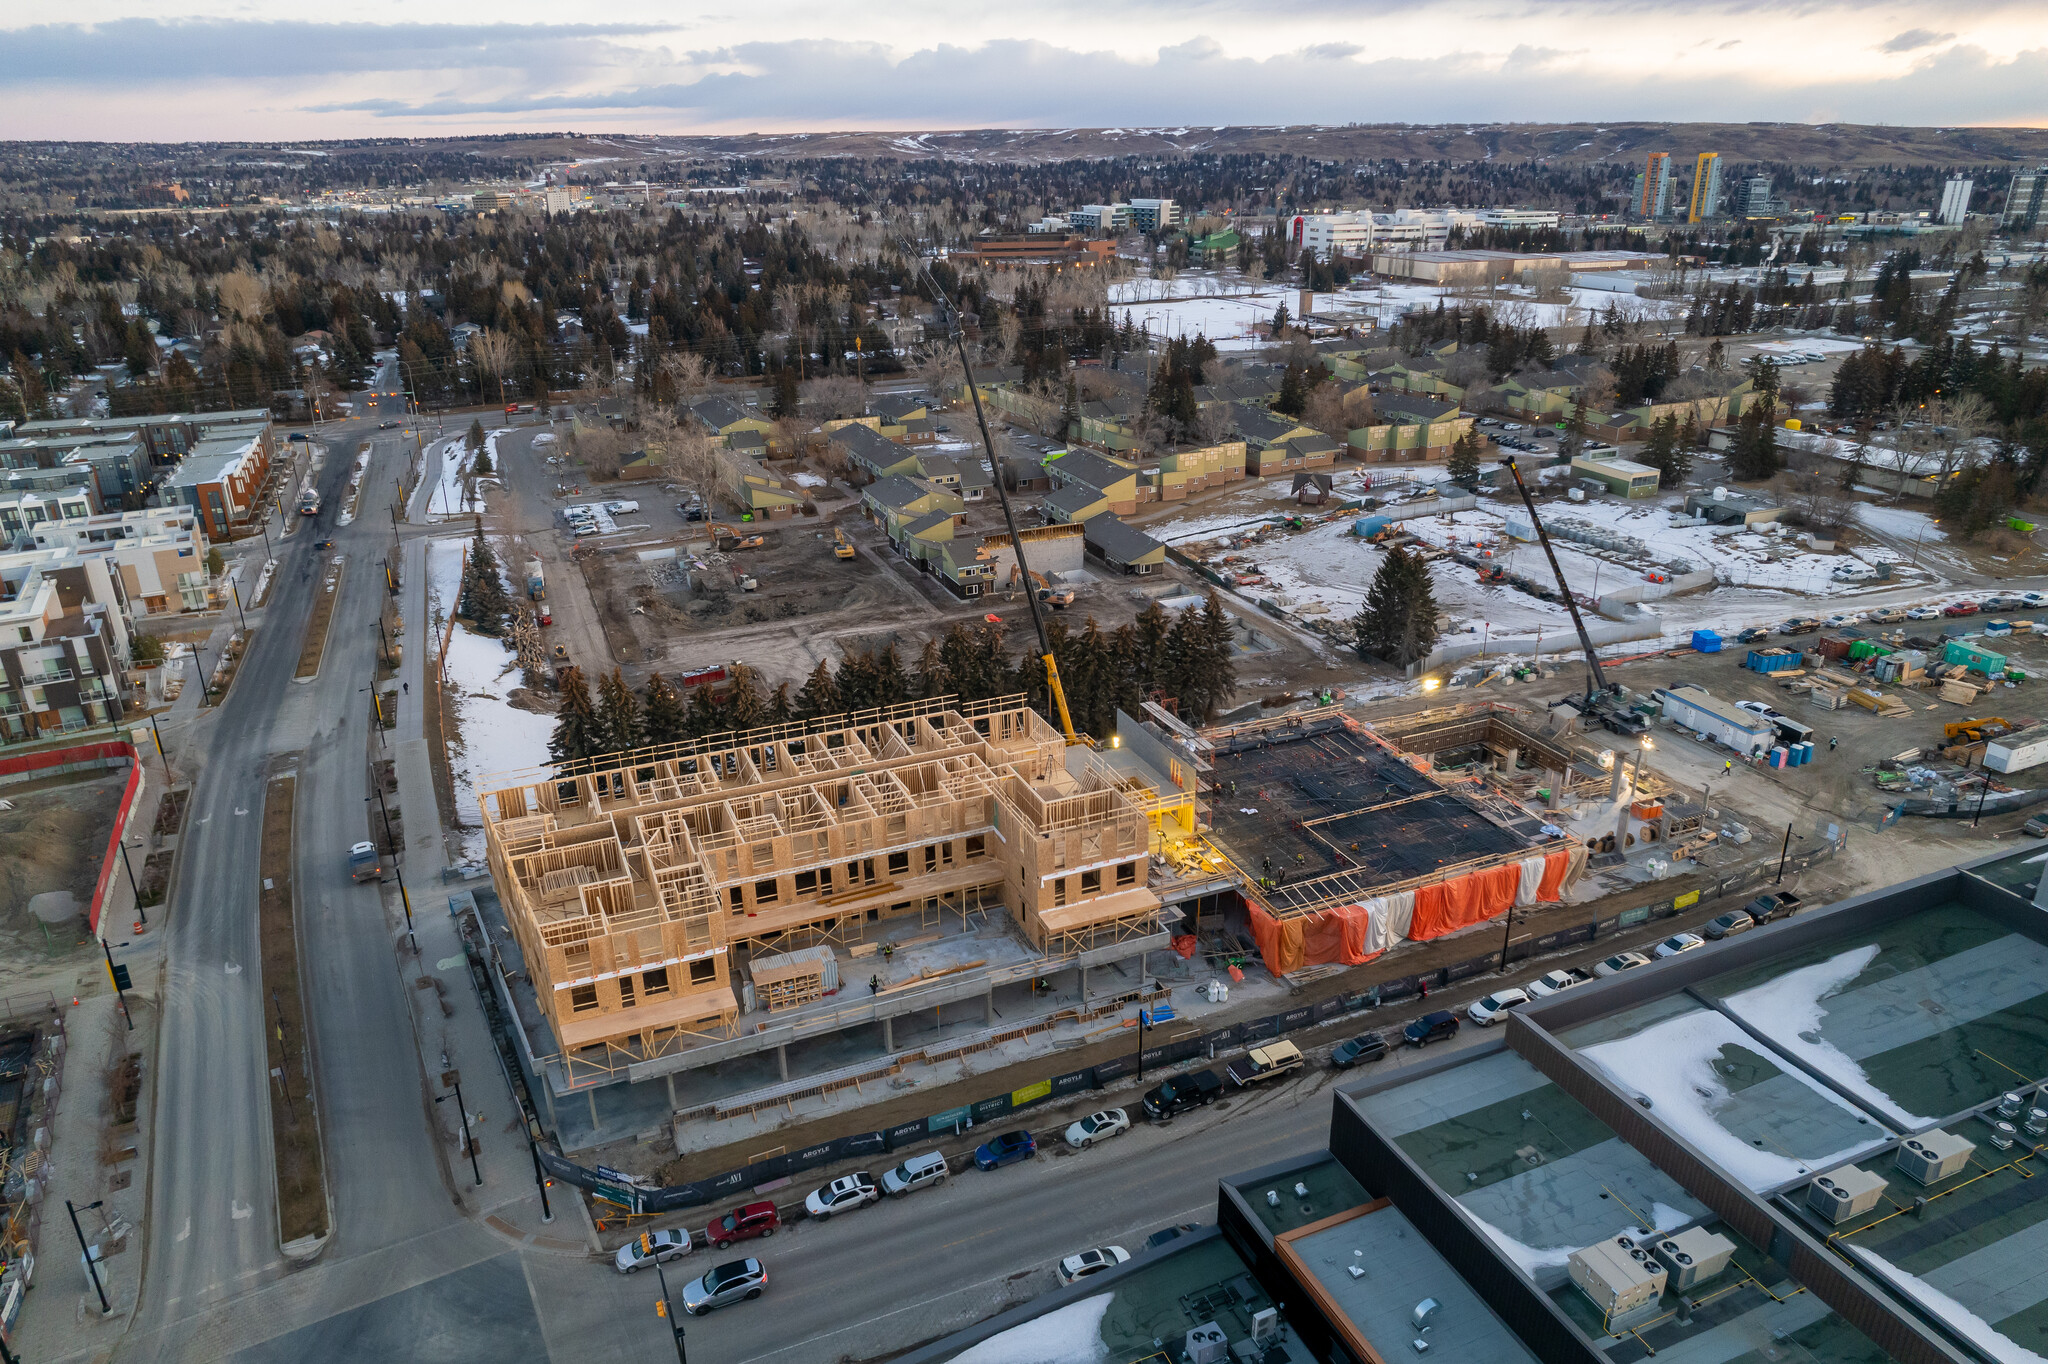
705,1201,781,1250
1593,950,1652,977
804,1173,880,1220
1867,607,1908,624
1330,1033,1389,1068
974,1131,1038,1171
1824,612,1864,627
1227,1040,1305,1087
1146,1224,1199,1250
1055,1246,1131,1287
1141,1069,1224,1122
2025,814,2048,838
1944,601,1980,617
1907,606,1942,620
1747,890,1804,923
1404,1010,1461,1047
614,1229,692,1274
1525,968,1593,999
1735,700,1784,718
1654,932,1706,959
1734,627,1771,644
1466,988,1530,1026
881,1150,949,1197
1776,617,1820,635
1064,1109,1130,1150
1704,910,1756,939
681,1258,767,1315
2019,592,2047,608
1982,595,2023,611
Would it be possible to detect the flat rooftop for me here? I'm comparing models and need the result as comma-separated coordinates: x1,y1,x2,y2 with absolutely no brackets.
1290,1201,1543,1364
1353,1048,1708,1279
1560,994,1892,1191
1226,1155,1370,1239
1205,720,1528,885
1785,1115,2048,1364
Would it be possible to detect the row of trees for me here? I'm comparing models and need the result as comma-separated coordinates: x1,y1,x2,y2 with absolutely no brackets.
546,596,1242,766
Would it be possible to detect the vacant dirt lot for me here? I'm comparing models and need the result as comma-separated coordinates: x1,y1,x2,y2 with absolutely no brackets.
0,770,126,953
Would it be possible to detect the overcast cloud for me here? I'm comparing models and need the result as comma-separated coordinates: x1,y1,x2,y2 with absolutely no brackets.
0,7,2043,139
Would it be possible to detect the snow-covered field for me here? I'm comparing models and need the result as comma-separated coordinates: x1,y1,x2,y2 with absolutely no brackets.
427,429,503,518
427,537,554,861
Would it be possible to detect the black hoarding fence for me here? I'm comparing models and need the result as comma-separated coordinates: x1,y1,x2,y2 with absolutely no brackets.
1241,1014,1278,1042
645,1183,708,1214
1443,953,1493,983
1204,1023,1244,1051
885,1119,929,1151
1377,974,1422,1001
1277,1006,1314,1031
1167,1037,1205,1064
1312,997,1348,1022
833,1131,888,1159
1092,1055,1134,1084
970,1094,1013,1124
1138,1045,1170,1071
1050,1069,1094,1098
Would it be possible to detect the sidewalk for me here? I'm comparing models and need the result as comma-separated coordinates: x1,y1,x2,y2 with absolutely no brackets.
384,525,594,1259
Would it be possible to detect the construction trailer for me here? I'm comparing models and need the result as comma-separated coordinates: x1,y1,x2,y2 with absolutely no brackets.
1656,685,1777,756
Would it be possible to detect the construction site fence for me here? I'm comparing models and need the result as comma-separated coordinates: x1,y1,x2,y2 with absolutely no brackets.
536,833,1843,1215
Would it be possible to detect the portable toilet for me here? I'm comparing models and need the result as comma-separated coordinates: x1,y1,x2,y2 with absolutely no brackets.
1772,746,1788,769
1691,629,1723,654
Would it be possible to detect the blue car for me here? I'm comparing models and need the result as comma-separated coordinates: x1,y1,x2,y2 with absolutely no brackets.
974,1130,1037,1171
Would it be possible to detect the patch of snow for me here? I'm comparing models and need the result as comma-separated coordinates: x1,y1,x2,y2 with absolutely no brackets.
428,430,500,518
1579,1006,1881,1189
1476,1219,1576,1275
950,1293,1112,1364
1722,944,1933,1130
1848,1247,2048,1364
1854,502,1945,542
790,471,827,488
427,537,554,861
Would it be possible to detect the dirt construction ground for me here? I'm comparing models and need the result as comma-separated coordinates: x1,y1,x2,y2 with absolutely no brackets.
0,770,126,969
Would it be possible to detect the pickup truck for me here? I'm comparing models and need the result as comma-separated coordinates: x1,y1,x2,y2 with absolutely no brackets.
1141,1069,1222,1123
1747,890,1803,923
348,840,385,883
1226,1041,1303,1087
1525,967,1594,999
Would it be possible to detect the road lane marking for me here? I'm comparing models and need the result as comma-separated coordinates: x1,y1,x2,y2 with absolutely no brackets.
225,961,242,974
177,1218,190,1242
231,1200,252,1220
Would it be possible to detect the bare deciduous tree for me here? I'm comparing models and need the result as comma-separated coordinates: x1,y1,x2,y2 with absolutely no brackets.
468,329,512,405
802,373,869,420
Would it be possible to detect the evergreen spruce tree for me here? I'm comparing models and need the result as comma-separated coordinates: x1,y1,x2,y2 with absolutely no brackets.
766,682,795,725
724,665,767,731
466,418,486,453
1353,546,1443,667
870,644,911,706
835,648,879,711
1640,414,1693,488
1273,361,1307,417
914,637,949,700
1131,600,1170,696
682,683,723,737
594,668,642,756
1445,430,1483,489
1728,397,1782,481
1558,393,1590,461
472,439,494,477
459,517,509,635
641,673,687,746
1060,376,1081,441
548,667,598,766
794,659,841,719
769,364,801,419
1192,592,1239,722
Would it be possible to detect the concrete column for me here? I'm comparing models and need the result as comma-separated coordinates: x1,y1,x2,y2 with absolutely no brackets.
665,1072,677,1110
1080,964,1089,1000
883,1015,894,1052
776,1044,789,1081
587,1089,600,1131
985,985,994,1024
1547,772,1565,810
1497,745,1519,776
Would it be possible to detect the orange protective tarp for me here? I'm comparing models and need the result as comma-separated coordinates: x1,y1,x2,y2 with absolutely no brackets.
1248,902,1382,978
1409,863,1524,942
1535,847,1572,903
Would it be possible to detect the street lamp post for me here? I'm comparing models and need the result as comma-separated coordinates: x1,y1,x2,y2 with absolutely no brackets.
528,1135,555,1222
364,792,416,952
652,1258,690,1364
67,1198,111,1314
116,840,148,925
1776,822,1796,883
436,1080,482,1186
360,686,387,751
100,940,134,1031
229,580,249,634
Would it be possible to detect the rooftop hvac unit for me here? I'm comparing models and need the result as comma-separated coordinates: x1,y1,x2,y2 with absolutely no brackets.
1568,1234,1668,1316
1251,1308,1280,1345
1808,1166,1888,1223
1185,1323,1229,1364
1895,1131,1975,1186
1989,1121,2018,1151
1412,1299,1440,1330
1999,1092,2026,1119
1653,1227,1737,1290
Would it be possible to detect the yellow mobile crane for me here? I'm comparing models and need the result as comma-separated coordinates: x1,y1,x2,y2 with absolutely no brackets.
918,257,1082,745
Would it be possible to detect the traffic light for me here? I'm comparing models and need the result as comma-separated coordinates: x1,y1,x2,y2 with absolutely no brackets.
656,1300,668,1319
639,1233,654,1254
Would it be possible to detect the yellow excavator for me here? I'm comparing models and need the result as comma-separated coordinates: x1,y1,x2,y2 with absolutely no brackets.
921,257,1082,745
832,527,856,560
1007,565,1074,608
1945,717,2014,744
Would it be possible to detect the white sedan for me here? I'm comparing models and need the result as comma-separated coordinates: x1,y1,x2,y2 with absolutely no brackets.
1594,951,1652,977
1055,1245,1131,1287
1654,933,1706,959
804,1173,880,1220
1064,1108,1131,1150
1907,606,1941,620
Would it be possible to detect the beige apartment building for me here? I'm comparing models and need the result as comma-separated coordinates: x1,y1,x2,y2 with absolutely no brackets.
478,696,1183,1071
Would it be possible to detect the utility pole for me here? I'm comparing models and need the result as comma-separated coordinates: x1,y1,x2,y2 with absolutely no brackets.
529,1135,554,1222
116,841,148,925
437,1080,482,1186
100,940,134,1030
365,791,417,951
653,1258,689,1364
1775,822,1794,883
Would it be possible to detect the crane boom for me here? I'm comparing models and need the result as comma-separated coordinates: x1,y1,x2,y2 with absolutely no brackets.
918,258,1081,744
1500,455,1612,704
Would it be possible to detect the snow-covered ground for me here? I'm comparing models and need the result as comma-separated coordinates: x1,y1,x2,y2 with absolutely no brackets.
950,1293,1112,1364
427,429,502,518
1109,287,1343,350
427,536,554,861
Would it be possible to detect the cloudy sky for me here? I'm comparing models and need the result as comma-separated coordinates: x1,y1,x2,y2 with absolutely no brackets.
5,2,2047,140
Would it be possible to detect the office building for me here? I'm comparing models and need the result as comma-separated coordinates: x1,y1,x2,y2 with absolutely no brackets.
2004,167,2047,231
1730,175,1776,219
1937,176,1973,226
1639,152,1673,219
1291,207,1564,262
1065,203,1130,232
1127,198,1179,233
1687,152,1722,223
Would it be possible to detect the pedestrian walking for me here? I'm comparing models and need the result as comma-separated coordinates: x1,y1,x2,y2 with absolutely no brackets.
869,974,880,995
1723,759,1734,774
1420,979,1430,1000
403,681,410,695
1828,736,1838,751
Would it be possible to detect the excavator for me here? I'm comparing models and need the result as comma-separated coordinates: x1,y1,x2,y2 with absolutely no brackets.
1500,456,1649,737
832,527,856,560
1945,717,2014,744
919,256,1083,745
1007,565,1074,608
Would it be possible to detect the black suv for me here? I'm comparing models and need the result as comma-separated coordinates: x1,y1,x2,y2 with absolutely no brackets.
1331,1033,1388,1069
1404,1010,1460,1047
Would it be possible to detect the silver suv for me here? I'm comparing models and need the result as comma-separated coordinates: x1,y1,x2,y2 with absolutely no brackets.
881,1150,948,1197
681,1258,767,1315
